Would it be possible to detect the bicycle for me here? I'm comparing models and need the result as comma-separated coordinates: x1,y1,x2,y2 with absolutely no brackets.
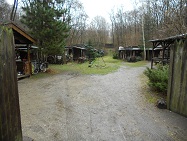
31,61,47,74
31,60,39,74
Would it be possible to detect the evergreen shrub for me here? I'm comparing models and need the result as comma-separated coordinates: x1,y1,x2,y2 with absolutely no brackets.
144,65,169,94
113,52,119,59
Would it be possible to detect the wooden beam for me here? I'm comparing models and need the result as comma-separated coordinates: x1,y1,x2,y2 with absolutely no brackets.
6,23,36,44
27,44,32,75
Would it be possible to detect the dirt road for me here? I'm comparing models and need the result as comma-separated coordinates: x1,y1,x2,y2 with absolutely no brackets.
18,64,187,141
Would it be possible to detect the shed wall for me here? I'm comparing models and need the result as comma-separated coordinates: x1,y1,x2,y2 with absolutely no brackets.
167,39,187,117
0,27,22,140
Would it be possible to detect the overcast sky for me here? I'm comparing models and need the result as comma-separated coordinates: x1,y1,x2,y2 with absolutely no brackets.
79,0,134,22
6,0,134,22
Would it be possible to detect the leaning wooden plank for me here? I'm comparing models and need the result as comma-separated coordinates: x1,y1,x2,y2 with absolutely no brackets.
0,26,23,141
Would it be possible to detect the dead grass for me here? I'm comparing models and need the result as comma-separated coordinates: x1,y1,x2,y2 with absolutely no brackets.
30,68,59,79
45,68,59,74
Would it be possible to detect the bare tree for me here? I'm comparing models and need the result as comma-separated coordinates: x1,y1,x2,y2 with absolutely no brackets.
65,0,88,46
109,6,142,48
88,16,109,48
0,0,12,22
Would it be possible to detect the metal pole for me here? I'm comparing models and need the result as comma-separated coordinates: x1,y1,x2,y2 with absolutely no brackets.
10,0,18,21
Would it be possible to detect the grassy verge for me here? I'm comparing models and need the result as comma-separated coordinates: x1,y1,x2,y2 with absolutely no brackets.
124,61,148,67
140,73,166,104
31,56,123,79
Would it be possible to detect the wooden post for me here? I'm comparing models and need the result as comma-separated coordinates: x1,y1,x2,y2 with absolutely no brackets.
151,44,155,69
27,44,32,75
72,47,74,61
125,50,126,59
162,47,165,65
81,49,83,57
0,26,23,140
167,47,170,61
167,44,175,111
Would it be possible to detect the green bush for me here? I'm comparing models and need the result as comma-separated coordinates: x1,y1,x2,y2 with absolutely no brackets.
144,65,169,94
113,52,119,59
136,56,142,61
127,56,137,62
85,45,97,62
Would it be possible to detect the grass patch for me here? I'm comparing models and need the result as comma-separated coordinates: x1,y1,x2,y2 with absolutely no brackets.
124,61,148,67
31,56,123,79
50,56,123,75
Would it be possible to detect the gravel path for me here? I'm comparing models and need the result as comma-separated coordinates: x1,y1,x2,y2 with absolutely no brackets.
18,64,187,141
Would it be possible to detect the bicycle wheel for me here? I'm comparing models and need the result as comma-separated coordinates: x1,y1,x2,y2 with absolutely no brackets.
34,68,39,74
40,63,46,72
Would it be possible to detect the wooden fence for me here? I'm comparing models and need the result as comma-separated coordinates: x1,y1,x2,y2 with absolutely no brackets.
0,26,23,140
167,39,187,117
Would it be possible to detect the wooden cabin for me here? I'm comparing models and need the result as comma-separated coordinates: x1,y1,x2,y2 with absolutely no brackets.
3,22,36,78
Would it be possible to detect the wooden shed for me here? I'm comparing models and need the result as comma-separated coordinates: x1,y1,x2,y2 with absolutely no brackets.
65,45,86,63
150,34,187,117
119,46,141,60
118,46,153,60
3,22,36,78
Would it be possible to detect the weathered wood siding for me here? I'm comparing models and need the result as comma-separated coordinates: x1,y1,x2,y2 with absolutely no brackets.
167,39,187,117
0,27,23,140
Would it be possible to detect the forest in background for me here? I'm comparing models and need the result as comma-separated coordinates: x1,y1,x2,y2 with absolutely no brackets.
1,0,187,53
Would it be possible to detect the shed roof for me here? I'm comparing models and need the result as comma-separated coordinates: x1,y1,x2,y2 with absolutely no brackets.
65,45,86,50
119,46,140,51
149,33,187,49
2,22,36,44
150,34,187,43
